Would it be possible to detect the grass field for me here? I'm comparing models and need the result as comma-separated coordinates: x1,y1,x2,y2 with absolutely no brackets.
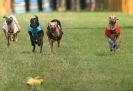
0,12,133,91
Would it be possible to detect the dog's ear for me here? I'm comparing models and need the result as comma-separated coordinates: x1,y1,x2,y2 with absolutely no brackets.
3,16,8,19
34,15,40,26
30,18,34,23
58,24,61,30
3,16,6,18
34,15,38,21
48,22,52,26
9,17,13,20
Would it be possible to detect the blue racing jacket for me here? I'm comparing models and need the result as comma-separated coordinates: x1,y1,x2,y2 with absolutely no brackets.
28,25,43,37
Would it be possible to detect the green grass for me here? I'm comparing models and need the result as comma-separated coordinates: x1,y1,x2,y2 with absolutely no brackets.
0,12,133,91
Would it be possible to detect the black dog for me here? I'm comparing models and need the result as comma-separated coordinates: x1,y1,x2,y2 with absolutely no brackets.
28,15,44,53
46,19,63,54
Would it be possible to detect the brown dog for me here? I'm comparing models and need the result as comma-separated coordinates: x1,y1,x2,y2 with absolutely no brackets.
46,19,63,54
2,15,20,47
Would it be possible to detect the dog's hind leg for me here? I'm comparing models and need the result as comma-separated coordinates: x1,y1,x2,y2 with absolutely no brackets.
40,46,42,53
40,44,43,53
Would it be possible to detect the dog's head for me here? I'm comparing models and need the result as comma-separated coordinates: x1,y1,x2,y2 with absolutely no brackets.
48,21,62,38
3,16,13,25
48,22,58,32
109,15,118,26
30,15,39,28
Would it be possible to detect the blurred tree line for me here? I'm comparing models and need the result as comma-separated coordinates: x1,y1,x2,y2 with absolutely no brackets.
23,0,121,12
50,0,108,11
1,0,133,15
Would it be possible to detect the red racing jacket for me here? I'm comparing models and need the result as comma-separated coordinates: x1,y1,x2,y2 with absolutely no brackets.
105,24,121,40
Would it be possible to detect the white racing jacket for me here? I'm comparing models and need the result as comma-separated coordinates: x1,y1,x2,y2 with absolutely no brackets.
2,15,19,34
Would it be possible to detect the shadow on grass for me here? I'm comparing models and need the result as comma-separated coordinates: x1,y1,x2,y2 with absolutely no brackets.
21,51,51,55
21,51,33,54
0,48,5,51
64,26,133,29
64,27,103,29
95,51,116,56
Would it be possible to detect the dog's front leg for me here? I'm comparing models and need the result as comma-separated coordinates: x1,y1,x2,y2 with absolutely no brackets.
57,40,60,47
40,39,43,53
13,34,16,41
50,40,54,54
48,38,51,45
32,44,36,52
14,33,18,42
7,34,10,47
3,29,8,40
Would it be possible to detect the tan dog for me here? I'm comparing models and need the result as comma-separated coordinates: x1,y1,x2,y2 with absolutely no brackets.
46,19,63,54
2,15,20,47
